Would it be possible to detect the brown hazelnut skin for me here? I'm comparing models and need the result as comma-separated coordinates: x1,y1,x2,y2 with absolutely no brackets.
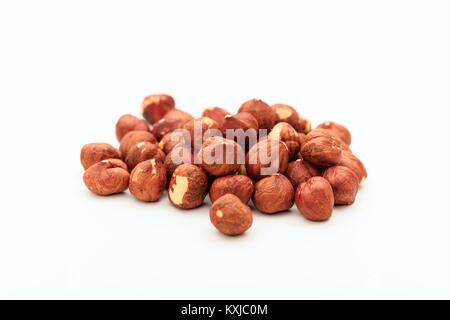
198,136,243,176
220,112,259,150
209,175,254,205
119,131,158,158
164,146,194,184
210,194,253,236
115,114,149,141
317,121,352,145
295,177,334,221
202,107,230,127
141,94,175,124
80,143,120,170
124,141,165,171
159,129,189,155
151,118,185,141
323,166,359,205
300,129,343,167
238,99,277,131
129,159,167,202
163,109,194,124
83,159,129,196
168,164,209,209
286,159,321,190
182,117,221,150
268,122,301,160
245,138,289,181
253,174,294,214
338,150,368,183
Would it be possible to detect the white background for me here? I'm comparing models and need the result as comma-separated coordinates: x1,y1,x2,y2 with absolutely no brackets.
0,0,449,299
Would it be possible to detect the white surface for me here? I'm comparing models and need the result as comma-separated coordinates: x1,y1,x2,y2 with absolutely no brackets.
0,0,449,299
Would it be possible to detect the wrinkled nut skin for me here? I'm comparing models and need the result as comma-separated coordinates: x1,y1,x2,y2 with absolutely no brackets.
129,159,167,202
317,121,352,145
115,114,149,141
198,137,243,176
141,94,175,124
182,117,221,149
295,177,334,221
245,138,289,181
238,99,277,131
202,107,230,127
209,175,254,205
338,150,368,183
168,164,208,209
83,159,129,196
300,130,343,167
159,129,188,155
151,118,185,141
80,143,120,170
125,141,165,171
119,131,157,157
323,166,359,205
286,159,321,190
210,194,253,236
268,122,301,160
253,174,294,214
164,146,194,184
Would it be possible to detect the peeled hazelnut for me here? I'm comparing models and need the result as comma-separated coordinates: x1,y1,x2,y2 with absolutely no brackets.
245,138,289,181
125,141,165,171
141,94,175,124
317,121,352,145
80,143,120,170
129,159,167,202
286,159,321,190
119,131,157,157
338,150,368,183
253,174,294,214
83,159,129,196
182,117,221,150
164,146,194,182
198,136,244,176
209,175,254,204
115,114,149,141
323,166,359,205
210,194,253,236
220,112,259,150
202,107,230,127
300,129,343,167
238,99,277,131
168,164,208,209
159,129,189,155
163,109,194,124
268,122,301,159
295,177,334,221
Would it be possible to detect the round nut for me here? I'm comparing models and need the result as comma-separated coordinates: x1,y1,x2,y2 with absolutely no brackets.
129,159,167,202
268,122,301,159
220,112,259,150
164,146,194,184
159,129,189,155
125,141,165,171
141,94,175,124
80,143,120,170
119,131,158,158
182,117,221,150
271,103,311,133
83,159,129,196
253,174,294,214
198,136,244,176
296,117,312,134
245,138,289,181
238,99,277,131
115,114,149,141
295,177,334,221
300,129,343,167
202,107,231,127
323,166,359,205
168,164,208,209
286,159,321,190
317,121,352,145
163,108,194,124
338,150,368,183
151,118,185,141
209,175,254,205
210,194,253,236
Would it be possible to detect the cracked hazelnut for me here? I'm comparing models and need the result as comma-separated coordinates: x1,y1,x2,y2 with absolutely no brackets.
245,138,289,181
317,121,352,145
300,129,343,167
202,107,230,126
268,122,301,159
253,174,294,214
209,174,254,204
115,114,149,141
323,166,359,205
338,150,367,183
182,117,221,150
238,99,276,131
198,136,243,176
295,177,334,221
141,94,175,124
168,164,208,209
220,112,259,150
124,141,165,171
80,143,120,170
210,194,253,236
286,159,321,190
83,159,129,196
164,146,194,183
129,159,167,202
119,131,157,158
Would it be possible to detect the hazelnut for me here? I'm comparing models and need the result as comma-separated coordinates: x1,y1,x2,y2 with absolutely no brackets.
268,122,301,159
164,145,194,183
129,159,167,202
159,129,189,155
141,94,175,124
182,117,221,150
253,174,294,214
238,99,277,131
83,159,129,196
210,194,253,236
317,121,352,145
115,114,149,141
168,164,208,209
209,174,254,205
245,138,289,181
124,141,165,171
338,150,368,183
151,118,185,141
220,112,259,150
286,159,321,190
296,117,312,134
300,129,343,167
270,103,309,132
202,107,230,126
197,136,244,176
295,177,334,221
119,131,157,157
163,109,194,124
323,166,359,205
80,143,120,170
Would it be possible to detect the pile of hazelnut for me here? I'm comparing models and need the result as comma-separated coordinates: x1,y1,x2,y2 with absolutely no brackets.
81,94,367,236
